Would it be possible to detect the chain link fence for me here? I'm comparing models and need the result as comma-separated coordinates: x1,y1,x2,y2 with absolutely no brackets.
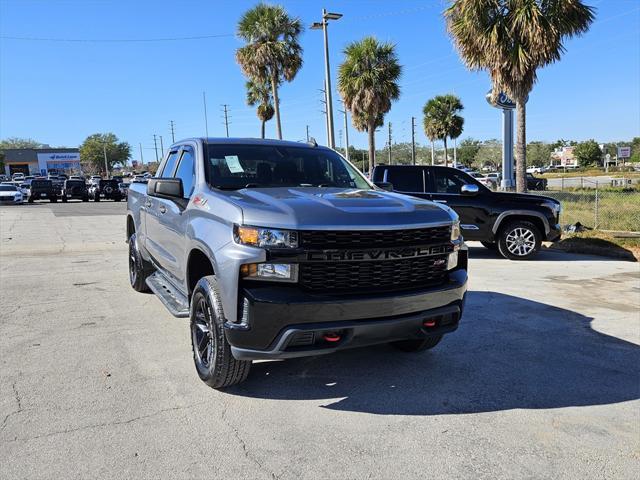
531,189,640,232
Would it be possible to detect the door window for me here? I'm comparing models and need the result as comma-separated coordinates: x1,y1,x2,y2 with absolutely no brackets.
158,150,180,177
432,169,476,194
385,167,424,193
173,147,195,198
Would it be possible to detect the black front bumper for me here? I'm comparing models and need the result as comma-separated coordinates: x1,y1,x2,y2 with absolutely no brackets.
227,268,467,360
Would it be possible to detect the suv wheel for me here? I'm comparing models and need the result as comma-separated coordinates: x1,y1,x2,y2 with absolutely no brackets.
190,275,251,389
498,220,541,260
391,335,443,352
128,232,153,292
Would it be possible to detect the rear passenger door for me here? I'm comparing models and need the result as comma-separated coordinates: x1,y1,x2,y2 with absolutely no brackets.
382,166,429,199
425,167,491,240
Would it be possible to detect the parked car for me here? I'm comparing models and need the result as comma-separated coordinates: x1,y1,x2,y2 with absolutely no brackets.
469,172,497,189
127,138,468,389
19,183,31,198
28,179,56,203
372,165,561,260
527,173,547,191
89,179,123,202
118,182,129,198
89,175,102,186
0,184,24,204
11,173,25,182
486,172,501,184
62,179,89,202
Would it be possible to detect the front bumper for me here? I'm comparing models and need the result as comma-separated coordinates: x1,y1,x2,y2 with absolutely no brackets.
227,268,468,360
547,222,562,242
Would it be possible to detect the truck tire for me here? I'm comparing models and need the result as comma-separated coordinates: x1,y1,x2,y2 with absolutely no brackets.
50,197,57,203
190,275,251,389
391,335,443,352
82,196,89,202
497,220,541,260
128,232,153,292
481,241,498,250
28,197,34,203
62,196,68,203
94,195,100,202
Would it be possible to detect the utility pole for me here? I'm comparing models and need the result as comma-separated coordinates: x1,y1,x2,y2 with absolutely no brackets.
319,82,329,147
311,10,342,150
159,136,164,159
169,120,175,143
103,143,109,178
202,91,209,138
387,122,392,164
411,116,416,165
139,143,144,166
306,125,310,142
339,107,350,161
453,137,457,168
221,104,230,137
153,134,159,163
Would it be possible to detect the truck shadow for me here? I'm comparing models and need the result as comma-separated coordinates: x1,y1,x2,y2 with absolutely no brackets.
467,244,618,262
226,291,640,415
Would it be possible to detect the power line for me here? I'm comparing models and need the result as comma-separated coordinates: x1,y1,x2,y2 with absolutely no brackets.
169,120,175,143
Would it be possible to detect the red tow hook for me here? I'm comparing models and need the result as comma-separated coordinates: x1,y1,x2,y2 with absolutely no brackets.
323,332,342,343
423,320,437,328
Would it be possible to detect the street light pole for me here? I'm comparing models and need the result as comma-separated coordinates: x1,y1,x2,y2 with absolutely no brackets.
311,10,342,150
103,143,109,178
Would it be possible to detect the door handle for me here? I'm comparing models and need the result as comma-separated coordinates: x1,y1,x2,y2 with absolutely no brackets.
159,205,167,214
434,200,447,204
145,200,152,208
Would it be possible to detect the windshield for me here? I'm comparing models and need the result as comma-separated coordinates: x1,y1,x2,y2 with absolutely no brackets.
31,180,51,187
0,185,17,191
66,180,85,187
204,143,371,190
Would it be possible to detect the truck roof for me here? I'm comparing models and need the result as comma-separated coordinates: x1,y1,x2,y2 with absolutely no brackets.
175,137,327,150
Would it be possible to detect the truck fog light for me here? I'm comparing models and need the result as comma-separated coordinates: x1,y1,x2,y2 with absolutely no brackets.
447,251,458,270
240,263,298,282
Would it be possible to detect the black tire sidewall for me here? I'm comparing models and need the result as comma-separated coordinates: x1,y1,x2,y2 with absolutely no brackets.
498,220,541,260
128,233,151,292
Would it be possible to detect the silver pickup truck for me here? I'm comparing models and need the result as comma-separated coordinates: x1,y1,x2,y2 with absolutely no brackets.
127,138,468,389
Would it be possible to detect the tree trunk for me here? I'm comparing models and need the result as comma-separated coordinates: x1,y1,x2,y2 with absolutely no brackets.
367,123,376,175
271,73,282,140
260,120,265,139
516,97,527,192
443,137,448,167
431,140,435,165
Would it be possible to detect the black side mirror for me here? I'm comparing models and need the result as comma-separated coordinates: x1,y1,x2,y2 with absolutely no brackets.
147,178,183,200
374,181,394,192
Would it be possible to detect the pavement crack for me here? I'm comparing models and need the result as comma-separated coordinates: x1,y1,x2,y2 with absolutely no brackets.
4,401,206,443
0,380,24,434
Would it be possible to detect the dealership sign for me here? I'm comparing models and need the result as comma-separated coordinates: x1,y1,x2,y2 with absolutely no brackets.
617,146,631,159
485,90,528,110
37,152,81,172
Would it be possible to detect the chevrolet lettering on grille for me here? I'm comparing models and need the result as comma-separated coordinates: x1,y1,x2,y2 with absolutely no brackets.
307,245,452,262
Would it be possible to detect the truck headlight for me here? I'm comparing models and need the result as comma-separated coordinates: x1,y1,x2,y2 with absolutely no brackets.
542,200,561,216
451,221,461,241
240,263,298,282
234,225,298,248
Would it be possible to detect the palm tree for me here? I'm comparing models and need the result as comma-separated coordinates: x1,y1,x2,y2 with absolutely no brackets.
445,0,594,191
236,3,303,140
245,79,275,139
422,94,464,167
338,37,402,173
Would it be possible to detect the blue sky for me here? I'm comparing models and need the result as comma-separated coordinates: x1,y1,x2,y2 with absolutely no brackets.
1,0,638,161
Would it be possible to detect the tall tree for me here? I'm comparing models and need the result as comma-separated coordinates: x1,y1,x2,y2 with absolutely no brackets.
422,94,464,167
79,133,131,175
338,37,402,173
0,137,45,150
245,78,275,139
457,137,482,166
236,3,303,140
573,139,602,167
445,0,594,191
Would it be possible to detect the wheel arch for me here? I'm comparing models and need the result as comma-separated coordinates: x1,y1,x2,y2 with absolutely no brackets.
493,210,549,238
126,214,135,242
186,247,216,297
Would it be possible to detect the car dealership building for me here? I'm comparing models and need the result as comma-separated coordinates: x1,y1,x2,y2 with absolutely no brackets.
2,148,81,176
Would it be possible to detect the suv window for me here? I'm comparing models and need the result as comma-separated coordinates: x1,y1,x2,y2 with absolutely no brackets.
174,147,195,198
432,168,479,194
384,167,424,193
158,150,180,177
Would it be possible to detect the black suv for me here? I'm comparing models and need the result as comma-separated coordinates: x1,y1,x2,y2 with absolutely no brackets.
62,179,89,202
28,179,56,203
372,165,561,260
89,179,123,202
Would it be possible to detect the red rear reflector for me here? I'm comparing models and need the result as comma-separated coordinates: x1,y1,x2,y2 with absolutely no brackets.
423,320,437,328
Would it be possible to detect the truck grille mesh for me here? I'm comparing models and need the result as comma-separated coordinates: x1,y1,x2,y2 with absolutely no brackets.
299,255,449,293
298,225,451,250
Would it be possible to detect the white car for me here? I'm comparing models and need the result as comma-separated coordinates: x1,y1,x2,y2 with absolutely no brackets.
12,173,25,182
0,184,24,204
469,172,497,189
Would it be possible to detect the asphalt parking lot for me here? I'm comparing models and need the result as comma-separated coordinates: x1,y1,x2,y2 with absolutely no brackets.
1,201,639,479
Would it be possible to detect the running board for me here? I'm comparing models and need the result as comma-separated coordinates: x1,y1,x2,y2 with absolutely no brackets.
146,272,190,318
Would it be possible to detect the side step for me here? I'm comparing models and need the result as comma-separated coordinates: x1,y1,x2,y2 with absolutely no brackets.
146,272,190,318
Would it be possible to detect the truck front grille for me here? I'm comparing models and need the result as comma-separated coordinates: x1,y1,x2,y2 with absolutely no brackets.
299,254,449,293
298,225,451,250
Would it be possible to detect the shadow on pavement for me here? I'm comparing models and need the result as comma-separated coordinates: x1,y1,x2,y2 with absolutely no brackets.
226,291,640,415
467,244,617,262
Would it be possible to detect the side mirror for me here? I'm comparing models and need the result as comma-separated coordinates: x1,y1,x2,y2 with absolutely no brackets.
374,181,394,192
461,184,479,195
147,178,183,200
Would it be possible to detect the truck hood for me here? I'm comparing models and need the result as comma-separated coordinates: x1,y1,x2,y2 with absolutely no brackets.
216,187,455,230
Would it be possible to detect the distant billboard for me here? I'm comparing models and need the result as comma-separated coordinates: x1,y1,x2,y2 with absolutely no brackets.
617,146,631,159
37,152,81,172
